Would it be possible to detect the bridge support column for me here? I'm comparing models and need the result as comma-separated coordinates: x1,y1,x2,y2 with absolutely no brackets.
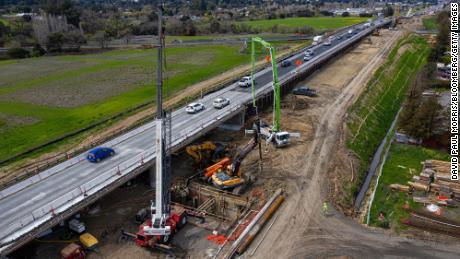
219,110,245,131
149,167,155,189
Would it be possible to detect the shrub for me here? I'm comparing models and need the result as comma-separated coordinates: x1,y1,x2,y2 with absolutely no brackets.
7,47,30,59
31,43,46,57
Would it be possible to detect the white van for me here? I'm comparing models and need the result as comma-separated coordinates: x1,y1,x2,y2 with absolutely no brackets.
69,219,86,234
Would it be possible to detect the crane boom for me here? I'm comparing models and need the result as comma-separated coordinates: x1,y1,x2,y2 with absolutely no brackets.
143,0,171,237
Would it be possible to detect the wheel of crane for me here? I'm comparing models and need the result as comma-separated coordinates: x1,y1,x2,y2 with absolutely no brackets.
178,214,187,229
159,234,170,244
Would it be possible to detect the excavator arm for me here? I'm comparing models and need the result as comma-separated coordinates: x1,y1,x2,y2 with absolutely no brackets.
185,141,217,163
231,138,257,176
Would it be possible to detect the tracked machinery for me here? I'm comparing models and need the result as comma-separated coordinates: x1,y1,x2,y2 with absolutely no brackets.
211,137,258,190
135,1,187,249
185,141,227,168
186,135,258,191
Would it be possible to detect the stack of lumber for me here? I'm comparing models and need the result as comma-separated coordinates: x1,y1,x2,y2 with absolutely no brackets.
390,160,459,206
412,195,457,207
425,160,460,200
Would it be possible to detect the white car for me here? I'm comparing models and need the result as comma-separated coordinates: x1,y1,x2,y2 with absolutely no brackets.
186,102,205,114
305,49,314,56
213,97,230,109
324,40,332,46
238,76,253,88
303,55,312,61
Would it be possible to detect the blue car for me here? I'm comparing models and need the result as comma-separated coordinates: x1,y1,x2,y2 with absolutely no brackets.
87,147,115,163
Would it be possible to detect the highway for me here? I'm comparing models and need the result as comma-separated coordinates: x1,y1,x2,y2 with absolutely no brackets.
0,19,390,254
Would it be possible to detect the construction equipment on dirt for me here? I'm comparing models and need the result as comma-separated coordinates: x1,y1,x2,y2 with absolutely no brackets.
372,29,380,36
185,141,227,167
61,243,85,259
186,136,258,191
59,233,98,259
211,137,258,190
250,37,296,147
134,0,188,250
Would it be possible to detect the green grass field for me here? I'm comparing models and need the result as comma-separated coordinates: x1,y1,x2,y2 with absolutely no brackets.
0,39,306,164
422,17,437,30
368,144,449,228
345,35,431,206
240,16,369,31
0,45,253,162
165,34,282,43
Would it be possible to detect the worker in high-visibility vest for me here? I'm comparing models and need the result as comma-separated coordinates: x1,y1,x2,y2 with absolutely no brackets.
322,202,328,215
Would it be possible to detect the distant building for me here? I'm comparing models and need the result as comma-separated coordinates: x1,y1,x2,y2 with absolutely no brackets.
333,8,370,16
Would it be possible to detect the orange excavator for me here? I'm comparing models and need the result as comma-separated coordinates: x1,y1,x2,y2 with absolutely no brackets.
187,137,258,190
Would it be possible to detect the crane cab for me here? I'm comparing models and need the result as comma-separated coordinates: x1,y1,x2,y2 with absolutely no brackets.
135,205,187,247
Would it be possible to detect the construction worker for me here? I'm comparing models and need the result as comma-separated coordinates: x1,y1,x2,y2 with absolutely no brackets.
322,202,328,215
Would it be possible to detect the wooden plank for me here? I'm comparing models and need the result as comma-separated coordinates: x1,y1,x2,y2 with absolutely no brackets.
390,184,409,192
408,181,429,192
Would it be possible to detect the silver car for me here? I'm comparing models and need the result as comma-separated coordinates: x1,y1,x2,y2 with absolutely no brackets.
186,102,205,114
213,97,230,109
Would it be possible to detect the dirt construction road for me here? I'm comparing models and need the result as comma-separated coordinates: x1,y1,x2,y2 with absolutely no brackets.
249,29,460,258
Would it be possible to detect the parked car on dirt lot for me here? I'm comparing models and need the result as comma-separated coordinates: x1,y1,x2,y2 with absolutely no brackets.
186,102,205,114
213,97,230,109
87,147,115,163
292,87,317,97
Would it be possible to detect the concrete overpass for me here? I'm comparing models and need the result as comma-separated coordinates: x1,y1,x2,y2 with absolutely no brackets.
0,19,391,255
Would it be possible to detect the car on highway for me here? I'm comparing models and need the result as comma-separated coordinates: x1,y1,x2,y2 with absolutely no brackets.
186,102,205,114
305,49,314,56
281,60,291,67
292,86,317,97
324,40,332,46
213,97,230,109
238,76,253,88
87,147,115,163
303,55,312,61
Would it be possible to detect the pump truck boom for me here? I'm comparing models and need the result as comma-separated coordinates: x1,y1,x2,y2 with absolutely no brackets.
250,37,291,147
